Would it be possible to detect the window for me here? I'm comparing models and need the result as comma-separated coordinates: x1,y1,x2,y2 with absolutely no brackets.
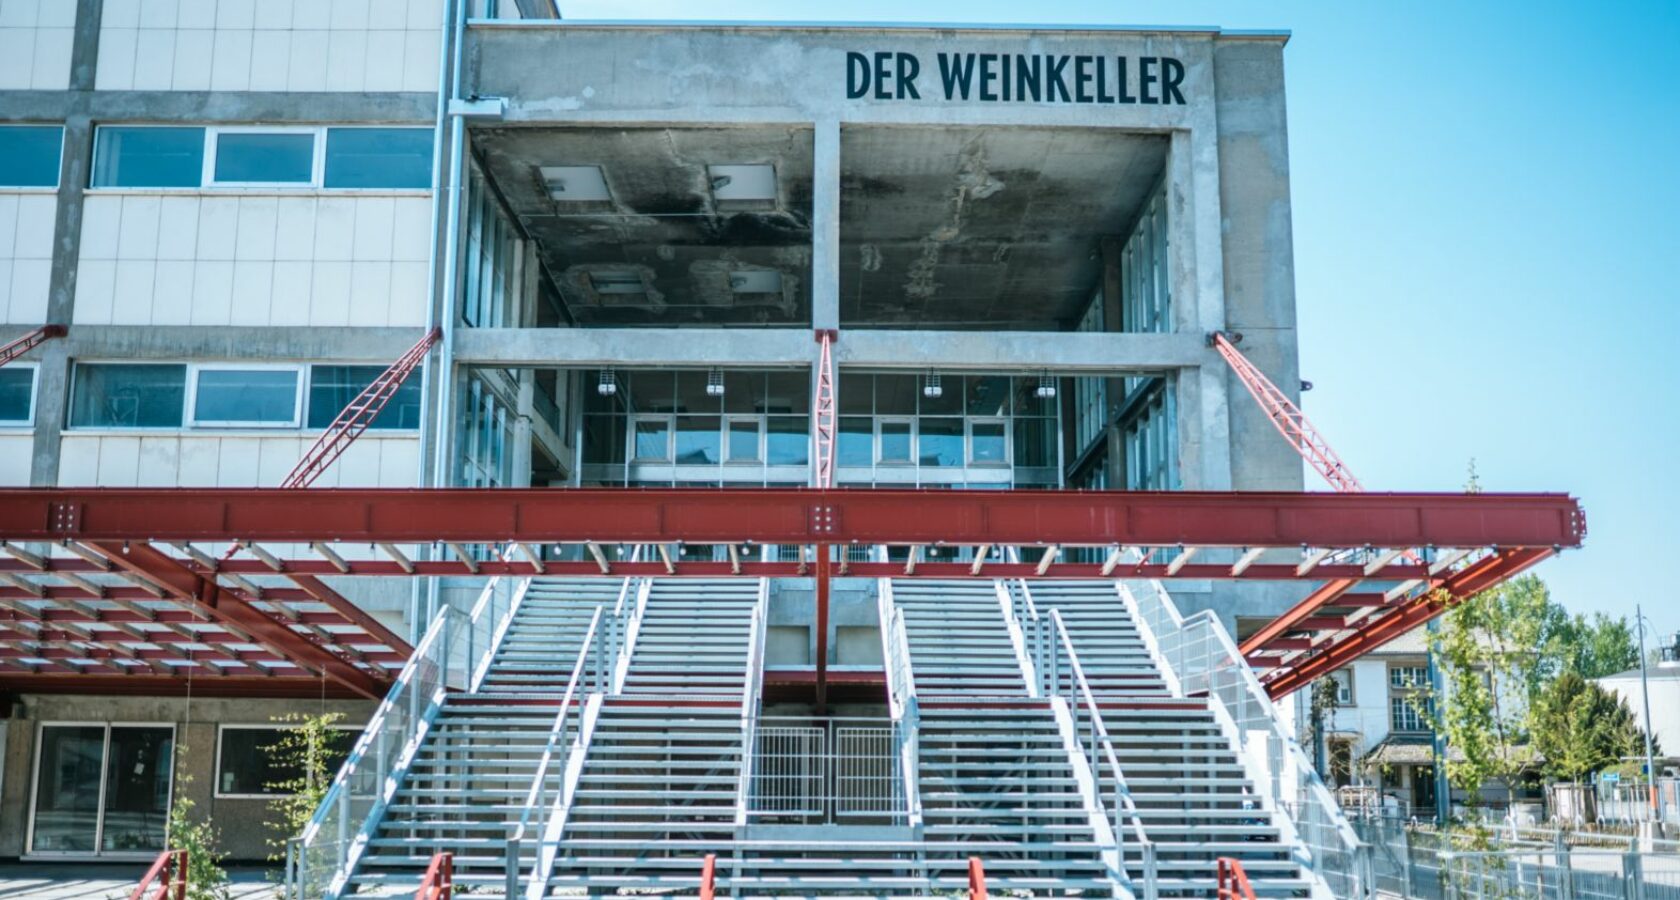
969,420,1008,465
878,420,912,464
92,127,205,188
1329,669,1354,705
69,364,187,428
633,417,672,462
214,725,357,798
324,128,433,189
1389,666,1429,689
674,416,720,464
209,131,316,185
726,418,761,463
0,126,63,188
917,418,962,467
837,416,871,466
1390,696,1434,733
307,366,422,430
189,368,301,427
29,724,174,856
766,416,809,466
90,126,432,190
0,366,37,424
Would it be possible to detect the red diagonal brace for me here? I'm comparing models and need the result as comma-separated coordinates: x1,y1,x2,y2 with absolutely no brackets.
89,542,386,698
1238,578,1358,656
281,327,440,489
289,573,413,655
0,324,66,368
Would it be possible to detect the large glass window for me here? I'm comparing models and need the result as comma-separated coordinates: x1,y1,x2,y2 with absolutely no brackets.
191,368,300,427
210,131,315,185
307,366,422,430
69,364,187,428
30,724,173,857
92,127,206,188
766,416,809,466
675,415,721,464
917,418,962,467
726,418,761,463
878,420,912,464
969,420,1008,465
323,128,432,189
633,417,671,462
0,125,64,188
0,367,36,424
837,416,871,466
214,726,356,797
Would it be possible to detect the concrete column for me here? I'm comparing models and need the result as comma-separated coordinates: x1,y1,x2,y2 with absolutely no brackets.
811,118,841,331
29,0,102,486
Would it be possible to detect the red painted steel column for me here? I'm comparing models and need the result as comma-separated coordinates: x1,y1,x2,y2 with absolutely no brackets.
815,543,830,710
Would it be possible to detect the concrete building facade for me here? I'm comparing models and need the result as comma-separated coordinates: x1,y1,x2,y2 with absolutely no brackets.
0,0,1309,863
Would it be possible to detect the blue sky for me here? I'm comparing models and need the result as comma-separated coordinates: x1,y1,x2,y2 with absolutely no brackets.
562,1,1680,629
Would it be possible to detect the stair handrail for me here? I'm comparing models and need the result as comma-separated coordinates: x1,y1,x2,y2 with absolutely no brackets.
608,546,647,692
469,544,536,692
129,848,187,900
414,851,453,900
511,605,608,896
878,578,922,829
735,577,771,826
1120,579,1373,899
1043,609,1158,900
291,599,462,899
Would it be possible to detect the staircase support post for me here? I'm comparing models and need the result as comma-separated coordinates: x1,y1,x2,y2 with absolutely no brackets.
816,543,830,710
505,836,520,897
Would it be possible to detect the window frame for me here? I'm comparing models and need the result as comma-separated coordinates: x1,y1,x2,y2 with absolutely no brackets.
25,720,178,860
630,414,674,463
875,417,914,465
186,363,306,429
724,417,763,464
67,361,190,430
204,126,324,189
966,416,1011,467
211,723,360,800
0,363,40,427
0,124,66,190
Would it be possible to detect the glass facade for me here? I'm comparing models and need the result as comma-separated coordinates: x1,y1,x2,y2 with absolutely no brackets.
835,372,1058,487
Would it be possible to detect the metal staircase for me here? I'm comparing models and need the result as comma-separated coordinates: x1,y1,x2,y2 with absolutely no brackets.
889,578,1117,897
1022,580,1316,898
349,578,623,893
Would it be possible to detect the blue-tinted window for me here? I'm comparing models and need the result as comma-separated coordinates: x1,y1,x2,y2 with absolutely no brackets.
0,368,35,423
917,418,962,467
324,128,433,188
767,416,809,466
92,127,205,188
212,132,314,184
192,369,299,425
307,365,422,430
837,416,871,466
0,126,63,188
70,364,187,428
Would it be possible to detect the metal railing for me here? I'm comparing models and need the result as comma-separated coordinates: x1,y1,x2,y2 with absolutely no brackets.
288,546,531,899
1217,856,1259,900
747,718,903,824
1037,608,1159,900
129,848,187,900
735,577,770,828
414,851,453,900
878,577,923,833
1118,578,1374,899
509,605,606,897
1359,820,1680,900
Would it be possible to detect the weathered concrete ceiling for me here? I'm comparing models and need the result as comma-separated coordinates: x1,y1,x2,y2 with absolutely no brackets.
841,126,1168,330
473,125,815,327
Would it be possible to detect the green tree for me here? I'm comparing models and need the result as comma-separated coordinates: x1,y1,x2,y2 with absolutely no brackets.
262,712,349,862
1531,670,1656,783
1554,612,1640,679
165,747,232,900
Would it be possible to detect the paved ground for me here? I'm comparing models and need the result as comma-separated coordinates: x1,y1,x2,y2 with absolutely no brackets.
0,864,279,900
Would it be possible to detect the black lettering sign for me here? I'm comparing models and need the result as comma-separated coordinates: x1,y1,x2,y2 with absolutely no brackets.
848,51,1189,106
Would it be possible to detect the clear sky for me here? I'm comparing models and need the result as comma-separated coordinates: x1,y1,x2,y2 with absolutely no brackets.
561,1,1680,631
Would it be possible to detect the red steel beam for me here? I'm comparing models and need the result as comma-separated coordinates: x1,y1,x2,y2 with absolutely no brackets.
1262,547,1554,697
87,542,386,699
1238,578,1359,655
288,574,413,655
0,488,1587,549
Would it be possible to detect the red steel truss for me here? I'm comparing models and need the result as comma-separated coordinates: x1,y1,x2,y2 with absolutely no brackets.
0,488,1582,697
813,330,837,490
1212,331,1361,492
280,327,440,489
0,324,66,368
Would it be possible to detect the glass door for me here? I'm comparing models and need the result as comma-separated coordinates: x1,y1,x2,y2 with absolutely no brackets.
29,724,174,857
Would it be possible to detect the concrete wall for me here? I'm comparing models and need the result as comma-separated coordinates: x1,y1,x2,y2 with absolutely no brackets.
0,432,30,483
0,694,375,860
56,432,419,486
0,0,75,90
0,192,57,324
94,0,443,93
74,194,431,328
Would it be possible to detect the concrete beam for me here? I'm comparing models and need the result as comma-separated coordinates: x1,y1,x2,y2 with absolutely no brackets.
51,326,428,362
450,327,1215,372
0,91,436,125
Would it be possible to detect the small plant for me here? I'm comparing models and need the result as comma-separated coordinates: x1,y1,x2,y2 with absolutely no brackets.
168,747,233,900
263,712,349,861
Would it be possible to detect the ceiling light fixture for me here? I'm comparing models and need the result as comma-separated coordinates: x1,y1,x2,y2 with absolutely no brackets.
922,372,943,399
706,367,725,398
597,370,618,397
1035,371,1057,399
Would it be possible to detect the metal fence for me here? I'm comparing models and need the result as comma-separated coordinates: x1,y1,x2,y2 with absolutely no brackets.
1359,818,1680,899
748,718,903,824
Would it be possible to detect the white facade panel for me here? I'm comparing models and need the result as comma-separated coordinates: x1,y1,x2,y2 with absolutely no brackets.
0,193,57,324
74,194,430,326
0,433,31,485
96,0,443,92
0,0,75,90
57,433,420,487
